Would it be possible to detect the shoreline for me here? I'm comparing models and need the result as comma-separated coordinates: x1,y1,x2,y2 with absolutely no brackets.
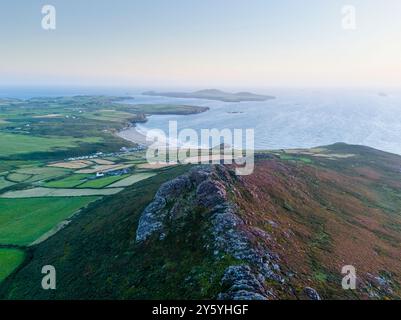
116,104,211,147
117,123,151,146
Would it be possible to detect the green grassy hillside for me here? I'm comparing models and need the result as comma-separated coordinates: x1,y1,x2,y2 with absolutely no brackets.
1,144,401,299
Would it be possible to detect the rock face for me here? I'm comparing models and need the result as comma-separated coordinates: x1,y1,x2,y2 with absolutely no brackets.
219,265,267,300
136,175,192,242
303,287,321,300
135,165,285,300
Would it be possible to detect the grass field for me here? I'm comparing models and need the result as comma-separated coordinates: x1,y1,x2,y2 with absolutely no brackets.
0,197,99,246
0,249,25,282
279,154,313,164
0,160,42,174
0,165,192,299
0,133,102,157
107,172,156,187
48,160,93,169
0,187,123,198
16,167,70,183
76,164,133,174
82,110,136,122
44,174,91,188
0,177,15,190
6,172,31,182
77,175,129,188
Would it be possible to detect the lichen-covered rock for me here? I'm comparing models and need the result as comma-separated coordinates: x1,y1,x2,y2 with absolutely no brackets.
303,287,321,300
188,167,211,185
135,196,167,242
218,265,268,300
218,290,267,301
365,273,394,297
196,179,227,208
156,175,191,199
135,164,284,299
136,166,217,242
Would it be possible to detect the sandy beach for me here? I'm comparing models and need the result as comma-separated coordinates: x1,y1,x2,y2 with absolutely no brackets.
117,125,151,146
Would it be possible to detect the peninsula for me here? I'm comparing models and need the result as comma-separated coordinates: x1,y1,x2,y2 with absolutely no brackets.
143,89,275,102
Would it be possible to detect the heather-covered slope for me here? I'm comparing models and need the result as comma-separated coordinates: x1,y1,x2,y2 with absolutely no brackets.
235,144,401,299
1,144,401,299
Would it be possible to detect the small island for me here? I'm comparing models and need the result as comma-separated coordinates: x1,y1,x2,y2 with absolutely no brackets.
143,89,275,102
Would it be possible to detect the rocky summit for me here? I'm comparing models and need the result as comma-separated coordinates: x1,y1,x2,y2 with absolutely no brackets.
135,165,285,300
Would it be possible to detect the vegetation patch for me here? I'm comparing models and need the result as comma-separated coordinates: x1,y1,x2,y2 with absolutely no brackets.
0,249,25,282
0,197,99,246
77,175,129,188
0,187,123,198
0,133,102,158
280,154,313,164
82,110,136,123
16,167,70,183
48,160,93,169
0,177,15,190
6,172,31,183
0,165,192,299
107,172,156,187
76,164,133,174
44,174,91,188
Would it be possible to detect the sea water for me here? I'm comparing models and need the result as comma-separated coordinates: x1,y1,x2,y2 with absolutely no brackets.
2,86,401,155
129,88,401,155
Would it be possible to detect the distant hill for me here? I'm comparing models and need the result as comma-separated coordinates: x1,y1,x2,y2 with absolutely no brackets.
2,144,401,300
143,89,275,102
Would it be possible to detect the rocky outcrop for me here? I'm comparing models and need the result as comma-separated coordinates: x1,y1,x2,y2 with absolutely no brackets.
135,165,285,300
303,287,321,300
218,265,267,300
136,170,203,242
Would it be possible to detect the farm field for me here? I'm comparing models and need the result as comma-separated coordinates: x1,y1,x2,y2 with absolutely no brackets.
48,160,93,169
92,159,114,165
82,110,137,122
77,175,129,188
0,177,15,190
0,160,42,174
15,167,70,183
107,172,157,187
6,172,31,182
0,187,123,198
76,164,133,174
0,249,25,282
0,132,102,157
44,174,91,188
0,197,99,246
136,163,176,169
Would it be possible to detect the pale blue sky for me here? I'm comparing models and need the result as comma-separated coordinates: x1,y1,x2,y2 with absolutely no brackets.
1,0,401,87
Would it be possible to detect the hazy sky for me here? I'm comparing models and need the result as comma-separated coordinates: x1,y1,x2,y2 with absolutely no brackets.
1,0,401,88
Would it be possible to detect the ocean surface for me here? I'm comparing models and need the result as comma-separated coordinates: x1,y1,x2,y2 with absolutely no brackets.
131,88,401,155
2,87,401,155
